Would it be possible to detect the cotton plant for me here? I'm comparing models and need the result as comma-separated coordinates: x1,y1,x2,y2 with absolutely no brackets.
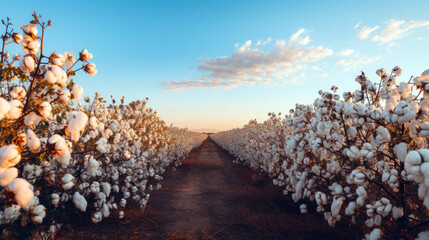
0,13,206,239
212,67,429,239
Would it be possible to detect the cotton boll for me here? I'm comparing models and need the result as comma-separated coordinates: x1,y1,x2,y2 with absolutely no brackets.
26,129,41,153
0,97,11,120
79,49,93,61
300,204,307,214
58,89,71,104
38,101,52,119
19,55,35,72
119,211,124,219
84,63,97,76
331,197,344,219
30,205,46,224
394,143,408,162
91,212,102,223
67,111,88,142
416,230,429,240
44,65,67,87
24,112,41,127
73,192,87,212
90,181,100,194
392,206,403,219
71,84,84,101
0,167,18,186
9,86,26,99
7,178,34,209
51,193,60,206
6,100,23,120
367,228,382,240
0,145,21,168
61,174,75,190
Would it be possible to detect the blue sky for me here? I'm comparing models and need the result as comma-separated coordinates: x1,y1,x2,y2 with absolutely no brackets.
1,0,429,131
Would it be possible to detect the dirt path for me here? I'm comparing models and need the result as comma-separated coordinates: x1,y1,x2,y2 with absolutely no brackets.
58,138,358,240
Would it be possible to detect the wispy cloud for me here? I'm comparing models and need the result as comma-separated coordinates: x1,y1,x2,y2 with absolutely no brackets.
335,55,381,72
355,19,429,45
356,26,380,40
337,49,355,57
163,29,333,90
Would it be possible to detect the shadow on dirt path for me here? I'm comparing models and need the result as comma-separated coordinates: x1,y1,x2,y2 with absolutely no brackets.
58,137,359,240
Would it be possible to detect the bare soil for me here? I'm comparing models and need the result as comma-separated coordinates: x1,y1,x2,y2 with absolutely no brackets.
58,138,360,240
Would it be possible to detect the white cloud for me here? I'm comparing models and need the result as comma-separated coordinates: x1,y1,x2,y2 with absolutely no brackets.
371,19,429,45
289,28,305,42
163,30,334,90
356,25,379,40
311,66,322,71
337,49,355,57
335,55,381,72
416,37,424,40
315,73,329,78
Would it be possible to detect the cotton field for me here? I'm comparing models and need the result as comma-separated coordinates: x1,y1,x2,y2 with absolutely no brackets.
212,67,429,239
0,13,206,238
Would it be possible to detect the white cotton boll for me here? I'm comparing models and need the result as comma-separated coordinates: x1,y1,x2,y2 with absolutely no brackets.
124,151,131,159
9,86,26,99
58,89,71,104
49,135,71,168
101,182,111,196
345,202,356,216
90,181,100,194
73,192,87,212
102,203,110,218
24,112,41,127
331,197,344,219
3,205,22,222
0,167,18,187
112,185,119,193
120,198,126,207
38,101,52,119
61,174,75,190
367,228,382,240
119,211,124,219
300,204,307,214
31,204,46,224
84,63,97,76
71,84,84,101
26,129,41,153
374,214,382,226
392,206,403,219
19,55,35,72
89,117,98,129
6,100,23,120
91,212,102,223
79,49,93,61
0,145,21,168
419,149,429,162
51,193,60,206
0,97,11,120
394,143,408,163
416,230,429,240
44,65,68,87
67,111,88,142
7,178,34,209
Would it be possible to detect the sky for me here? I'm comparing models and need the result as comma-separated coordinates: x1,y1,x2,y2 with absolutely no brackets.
1,0,429,132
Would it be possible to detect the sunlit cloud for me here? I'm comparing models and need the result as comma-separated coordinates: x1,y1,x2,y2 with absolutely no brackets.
356,19,429,45
163,29,333,90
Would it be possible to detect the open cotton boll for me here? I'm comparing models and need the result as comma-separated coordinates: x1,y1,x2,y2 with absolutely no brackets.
91,212,102,223
2,205,22,223
5,100,23,120
44,65,67,87
71,84,84,101
49,134,71,168
30,204,46,224
416,230,429,240
24,112,41,127
0,145,21,168
67,111,88,142
38,101,52,119
73,192,87,212
7,178,34,209
0,97,11,121
51,193,60,206
119,211,124,219
0,167,18,186
300,204,307,214
366,228,382,240
9,86,26,99
27,129,41,153
394,143,408,162
19,55,35,72
61,174,75,190
58,89,71,104
331,196,345,219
